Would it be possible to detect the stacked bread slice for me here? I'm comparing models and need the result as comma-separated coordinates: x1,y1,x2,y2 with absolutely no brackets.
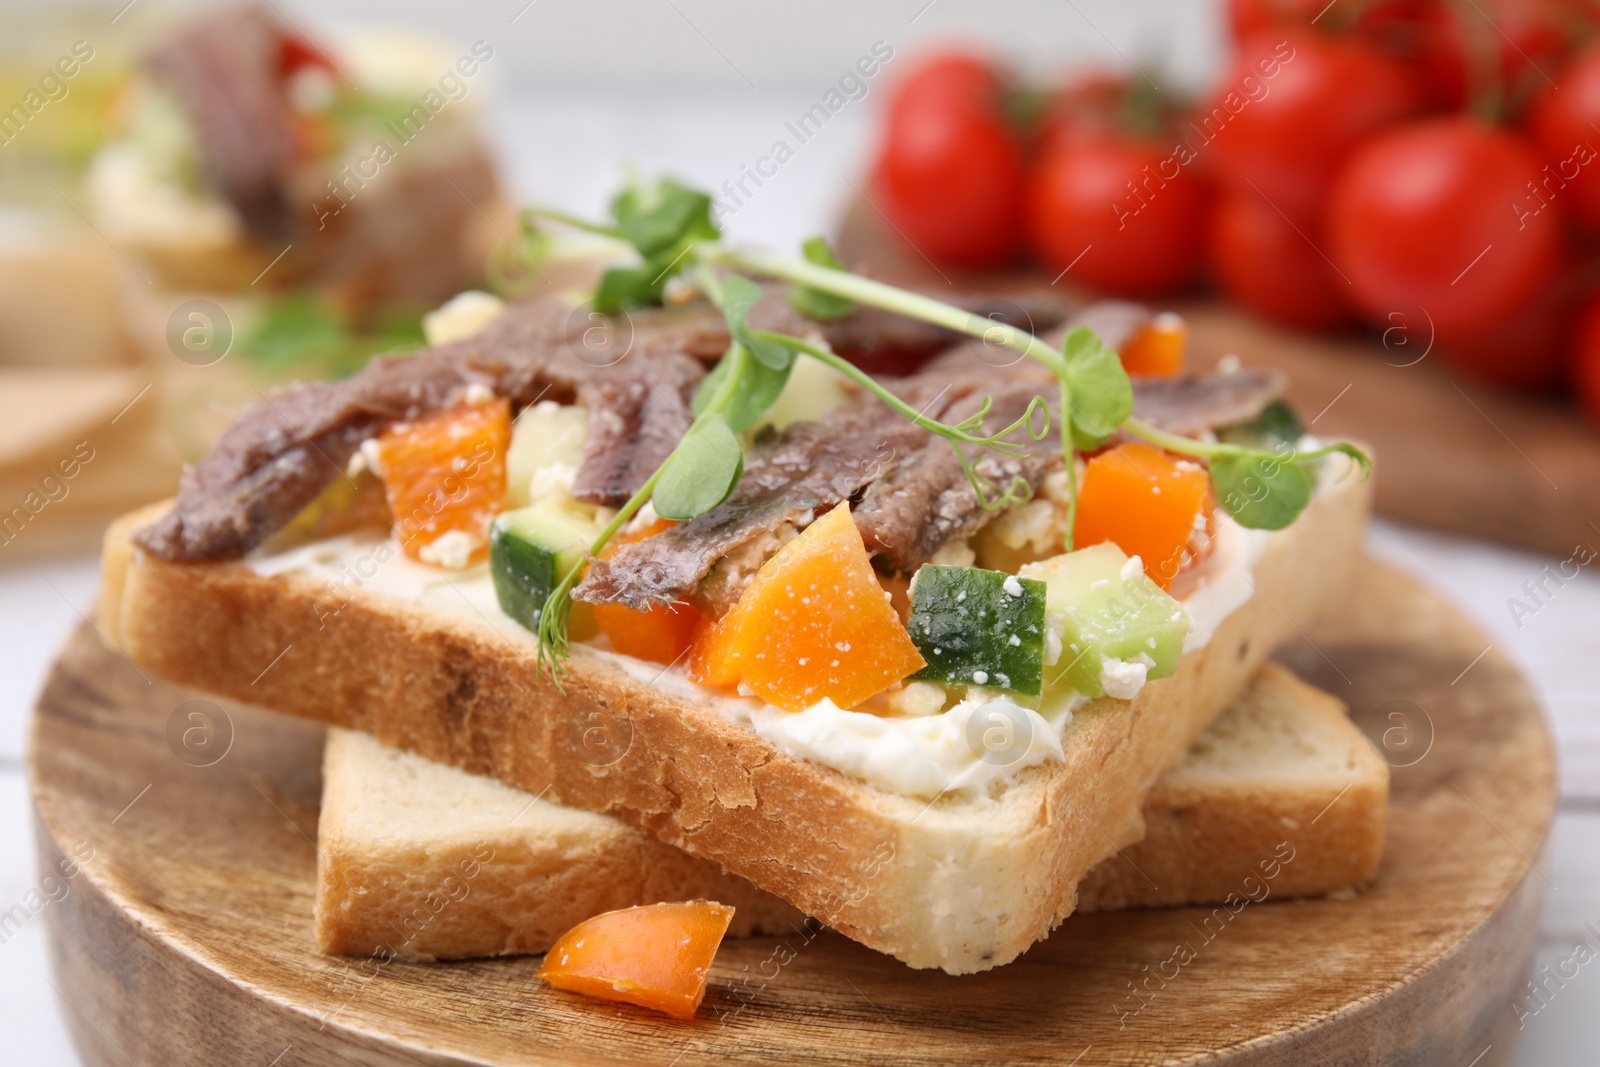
315,662,1388,962
101,463,1373,972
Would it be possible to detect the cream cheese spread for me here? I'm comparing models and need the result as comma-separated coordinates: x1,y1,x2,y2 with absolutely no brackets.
246,475,1305,800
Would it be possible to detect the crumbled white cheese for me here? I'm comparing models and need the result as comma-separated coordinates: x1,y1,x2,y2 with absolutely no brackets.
1007,634,1022,646
527,462,579,503
358,438,385,479
1043,614,1064,667
972,670,989,685
1002,574,1024,598
625,500,661,535
417,530,480,570
1120,554,1145,583
1100,653,1154,700
883,681,947,717
663,275,700,307
423,291,505,345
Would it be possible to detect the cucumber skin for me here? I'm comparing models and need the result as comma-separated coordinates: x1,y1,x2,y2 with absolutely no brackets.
489,527,557,631
908,565,1047,697
1021,543,1190,699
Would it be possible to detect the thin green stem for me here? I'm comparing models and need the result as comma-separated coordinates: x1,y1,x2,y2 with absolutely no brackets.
1124,416,1371,476
536,294,754,674
1059,379,1077,552
693,260,726,307
758,330,1042,510
1122,416,1237,458
523,205,627,240
702,247,1069,377
753,331,1045,452
717,247,1083,539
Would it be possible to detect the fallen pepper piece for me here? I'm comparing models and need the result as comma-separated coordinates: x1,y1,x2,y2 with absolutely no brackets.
1118,312,1187,376
537,900,736,1021
689,501,926,712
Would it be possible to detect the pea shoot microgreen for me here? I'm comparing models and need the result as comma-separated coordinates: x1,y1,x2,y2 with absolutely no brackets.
522,175,1370,676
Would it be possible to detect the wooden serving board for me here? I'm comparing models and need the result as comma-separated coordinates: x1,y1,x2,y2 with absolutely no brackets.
837,198,1600,560
30,559,1556,1066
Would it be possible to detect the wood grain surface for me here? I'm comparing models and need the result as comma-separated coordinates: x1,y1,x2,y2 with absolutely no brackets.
28,558,1557,1066
836,197,1600,560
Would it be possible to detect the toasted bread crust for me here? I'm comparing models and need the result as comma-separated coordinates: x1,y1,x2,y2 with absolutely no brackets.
316,661,1386,961
105,474,1370,972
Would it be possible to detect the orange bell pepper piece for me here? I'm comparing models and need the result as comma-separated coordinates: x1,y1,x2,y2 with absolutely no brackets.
686,613,741,689
1118,313,1187,376
686,502,925,711
1073,442,1213,589
377,399,511,565
593,517,702,665
537,900,735,1021
594,601,701,664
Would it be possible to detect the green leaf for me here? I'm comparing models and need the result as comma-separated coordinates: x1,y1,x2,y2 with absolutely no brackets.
654,413,745,520
1060,326,1134,450
242,295,422,379
787,237,855,322
693,343,794,434
611,179,719,257
593,264,662,314
719,275,793,370
1211,451,1313,530
594,177,722,311
1216,400,1305,450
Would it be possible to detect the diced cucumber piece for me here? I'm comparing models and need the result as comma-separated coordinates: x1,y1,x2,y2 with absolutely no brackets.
506,401,589,507
489,500,601,635
1020,543,1192,699
907,564,1048,696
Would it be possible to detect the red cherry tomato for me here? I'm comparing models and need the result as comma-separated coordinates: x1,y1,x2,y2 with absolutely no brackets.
1434,260,1575,391
1039,71,1136,142
1327,118,1563,337
277,33,336,79
1232,0,1585,111
1206,189,1350,330
1526,40,1600,232
1224,0,1329,41
1357,0,1582,112
1204,29,1420,223
884,51,1002,121
874,53,1025,268
1026,129,1207,296
1573,294,1600,424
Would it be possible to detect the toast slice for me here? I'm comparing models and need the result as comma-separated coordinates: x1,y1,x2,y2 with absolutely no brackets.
316,662,1387,961
101,469,1369,972
1074,661,1388,911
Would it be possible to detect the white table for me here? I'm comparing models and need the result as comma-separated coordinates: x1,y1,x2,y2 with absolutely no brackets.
3,87,1597,1064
